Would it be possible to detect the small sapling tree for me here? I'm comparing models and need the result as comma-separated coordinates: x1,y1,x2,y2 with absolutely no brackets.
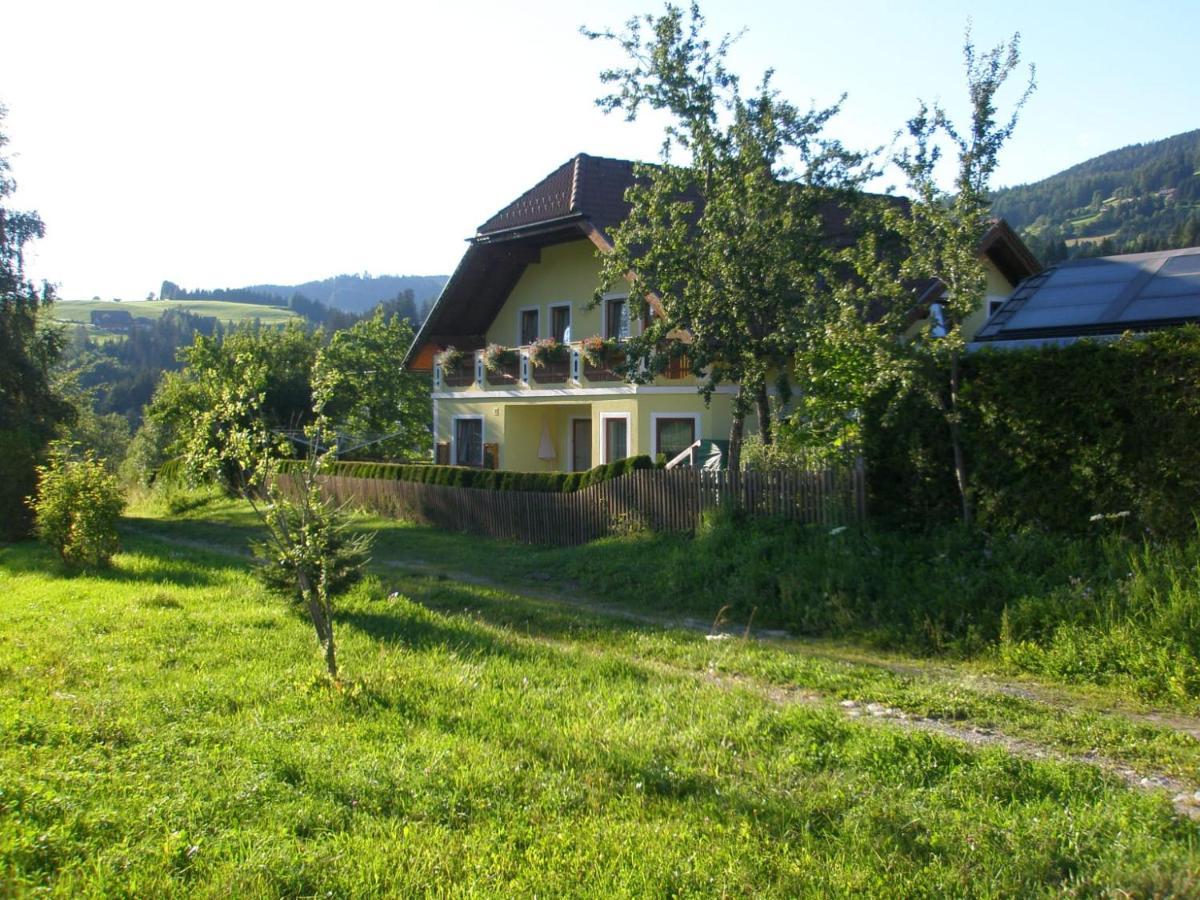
182,344,370,680
796,29,1034,524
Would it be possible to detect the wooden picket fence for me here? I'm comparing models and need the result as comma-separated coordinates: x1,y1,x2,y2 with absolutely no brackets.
288,461,866,546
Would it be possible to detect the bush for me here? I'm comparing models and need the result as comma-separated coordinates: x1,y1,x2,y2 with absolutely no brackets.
28,447,126,567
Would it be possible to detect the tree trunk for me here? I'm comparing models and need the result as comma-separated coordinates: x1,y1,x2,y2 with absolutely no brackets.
727,388,747,511
298,571,338,680
754,382,773,446
948,352,972,527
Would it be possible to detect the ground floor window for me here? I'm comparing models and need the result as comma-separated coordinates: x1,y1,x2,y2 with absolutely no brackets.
654,416,697,462
454,417,483,466
602,415,629,463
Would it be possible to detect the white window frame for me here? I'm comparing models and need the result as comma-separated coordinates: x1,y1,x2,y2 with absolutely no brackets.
599,412,632,464
450,414,485,467
517,305,540,346
650,412,701,459
601,292,630,341
567,416,593,472
549,301,572,344
988,298,1005,318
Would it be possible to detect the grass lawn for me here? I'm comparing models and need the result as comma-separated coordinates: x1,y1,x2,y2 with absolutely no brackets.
2,504,1199,895
52,299,299,328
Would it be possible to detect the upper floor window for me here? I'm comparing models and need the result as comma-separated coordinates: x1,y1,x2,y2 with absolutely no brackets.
605,296,630,341
519,308,539,345
551,304,571,343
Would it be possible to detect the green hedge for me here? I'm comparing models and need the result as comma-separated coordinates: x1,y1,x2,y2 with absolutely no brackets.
863,327,1200,536
279,455,656,493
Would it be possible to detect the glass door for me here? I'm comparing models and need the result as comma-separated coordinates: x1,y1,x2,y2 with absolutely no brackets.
604,416,628,463
571,419,592,472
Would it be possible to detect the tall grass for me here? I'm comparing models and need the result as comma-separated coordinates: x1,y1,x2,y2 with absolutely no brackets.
556,510,1200,703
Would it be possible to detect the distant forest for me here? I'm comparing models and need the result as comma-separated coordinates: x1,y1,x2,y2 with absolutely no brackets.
991,129,1200,263
68,290,432,428
160,273,446,317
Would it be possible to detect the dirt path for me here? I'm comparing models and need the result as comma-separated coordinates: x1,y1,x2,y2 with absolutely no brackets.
125,524,1200,817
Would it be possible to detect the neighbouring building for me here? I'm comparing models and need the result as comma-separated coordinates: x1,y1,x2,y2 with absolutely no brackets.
972,245,1200,348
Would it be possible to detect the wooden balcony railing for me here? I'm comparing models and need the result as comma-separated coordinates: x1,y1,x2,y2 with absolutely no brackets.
442,362,474,387
530,360,570,384
484,360,520,385
436,344,690,390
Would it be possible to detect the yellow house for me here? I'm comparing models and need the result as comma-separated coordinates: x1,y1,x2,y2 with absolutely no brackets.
404,154,1041,472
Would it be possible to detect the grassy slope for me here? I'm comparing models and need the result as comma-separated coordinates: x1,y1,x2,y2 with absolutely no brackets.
2,504,1199,894
52,299,299,327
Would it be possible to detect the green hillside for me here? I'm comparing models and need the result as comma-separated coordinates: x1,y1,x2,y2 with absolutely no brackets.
991,129,1200,262
53,298,300,328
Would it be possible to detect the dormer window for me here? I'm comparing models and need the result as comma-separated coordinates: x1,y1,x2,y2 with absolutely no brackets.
605,296,630,341
519,308,539,345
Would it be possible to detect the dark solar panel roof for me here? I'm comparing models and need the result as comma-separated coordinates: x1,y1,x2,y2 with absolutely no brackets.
973,246,1200,343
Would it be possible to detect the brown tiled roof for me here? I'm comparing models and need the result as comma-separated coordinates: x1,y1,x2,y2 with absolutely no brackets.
476,154,637,239
405,153,1043,368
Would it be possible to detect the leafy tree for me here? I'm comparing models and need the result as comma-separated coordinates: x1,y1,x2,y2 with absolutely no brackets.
316,306,431,460
584,2,868,469
0,104,75,540
805,31,1035,524
120,416,171,487
29,444,125,567
149,322,321,490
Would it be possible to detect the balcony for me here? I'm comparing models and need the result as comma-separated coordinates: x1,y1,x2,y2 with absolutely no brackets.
434,340,692,392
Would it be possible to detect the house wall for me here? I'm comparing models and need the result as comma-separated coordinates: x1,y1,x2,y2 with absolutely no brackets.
435,388,736,471
484,240,612,347
905,258,1017,342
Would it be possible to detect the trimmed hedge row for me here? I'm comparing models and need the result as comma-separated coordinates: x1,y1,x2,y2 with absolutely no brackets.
278,454,657,493
864,327,1200,536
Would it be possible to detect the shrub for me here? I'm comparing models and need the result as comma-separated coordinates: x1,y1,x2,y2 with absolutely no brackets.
28,446,126,567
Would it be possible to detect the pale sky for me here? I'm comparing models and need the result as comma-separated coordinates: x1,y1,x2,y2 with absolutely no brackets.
2,0,1197,300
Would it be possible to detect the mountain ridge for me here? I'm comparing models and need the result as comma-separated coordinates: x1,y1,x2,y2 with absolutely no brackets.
991,128,1200,262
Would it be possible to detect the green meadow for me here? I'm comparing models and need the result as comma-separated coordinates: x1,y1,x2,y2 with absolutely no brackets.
2,498,1199,895
52,299,299,328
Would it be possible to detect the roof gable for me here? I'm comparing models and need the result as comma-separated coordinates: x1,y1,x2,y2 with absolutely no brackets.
476,154,636,241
